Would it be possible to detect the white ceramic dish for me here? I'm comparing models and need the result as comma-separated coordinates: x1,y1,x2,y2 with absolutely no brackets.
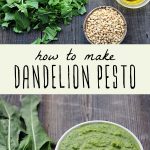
55,120,144,150
116,0,150,9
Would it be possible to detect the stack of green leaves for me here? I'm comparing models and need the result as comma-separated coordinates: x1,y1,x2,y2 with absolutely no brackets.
0,96,52,150
0,0,88,44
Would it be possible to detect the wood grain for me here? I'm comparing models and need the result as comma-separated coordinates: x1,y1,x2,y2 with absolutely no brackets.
0,0,150,149
1,95,150,150
0,0,149,44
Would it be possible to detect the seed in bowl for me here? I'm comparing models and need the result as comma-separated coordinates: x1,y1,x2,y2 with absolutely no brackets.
84,7,127,44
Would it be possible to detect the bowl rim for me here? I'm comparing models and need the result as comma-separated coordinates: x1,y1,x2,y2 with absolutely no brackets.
116,0,150,9
83,6,127,44
55,120,144,150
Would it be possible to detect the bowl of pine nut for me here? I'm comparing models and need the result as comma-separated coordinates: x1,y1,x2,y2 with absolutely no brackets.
83,6,127,44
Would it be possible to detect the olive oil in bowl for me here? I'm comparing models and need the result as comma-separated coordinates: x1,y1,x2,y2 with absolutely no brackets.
116,0,150,8
122,0,145,5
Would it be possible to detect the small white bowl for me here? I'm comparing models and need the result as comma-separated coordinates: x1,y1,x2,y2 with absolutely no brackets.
116,0,150,9
55,120,143,150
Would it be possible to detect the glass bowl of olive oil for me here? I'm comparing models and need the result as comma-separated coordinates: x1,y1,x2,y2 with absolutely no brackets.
116,0,150,8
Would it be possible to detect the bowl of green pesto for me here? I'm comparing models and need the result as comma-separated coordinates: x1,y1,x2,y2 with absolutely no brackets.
55,121,143,150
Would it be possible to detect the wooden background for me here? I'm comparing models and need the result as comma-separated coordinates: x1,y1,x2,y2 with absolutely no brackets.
2,95,150,150
0,0,149,44
0,0,150,150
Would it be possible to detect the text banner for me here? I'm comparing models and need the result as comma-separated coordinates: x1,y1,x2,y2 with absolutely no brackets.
0,45,149,94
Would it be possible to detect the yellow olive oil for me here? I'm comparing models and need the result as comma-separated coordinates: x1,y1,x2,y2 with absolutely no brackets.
121,0,145,5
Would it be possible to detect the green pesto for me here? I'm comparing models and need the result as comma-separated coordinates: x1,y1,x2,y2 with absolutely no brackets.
59,123,140,150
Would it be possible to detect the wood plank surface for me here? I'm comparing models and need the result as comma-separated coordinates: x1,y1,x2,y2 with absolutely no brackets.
1,95,150,150
0,0,149,44
0,0,150,149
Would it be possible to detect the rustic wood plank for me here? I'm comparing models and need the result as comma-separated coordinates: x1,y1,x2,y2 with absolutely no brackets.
0,0,149,44
53,0,150,44
40,95,150,150
0,95,21,106
0,29,41,44
1,95,150,149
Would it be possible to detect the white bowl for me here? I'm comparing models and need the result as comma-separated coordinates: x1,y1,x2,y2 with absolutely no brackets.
55,120,144,150
116,0,150,9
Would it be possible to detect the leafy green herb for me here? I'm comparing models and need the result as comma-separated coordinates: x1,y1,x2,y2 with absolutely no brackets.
21,96,51,150
0,99,22,150
0,0,88,44
0,96,52,150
